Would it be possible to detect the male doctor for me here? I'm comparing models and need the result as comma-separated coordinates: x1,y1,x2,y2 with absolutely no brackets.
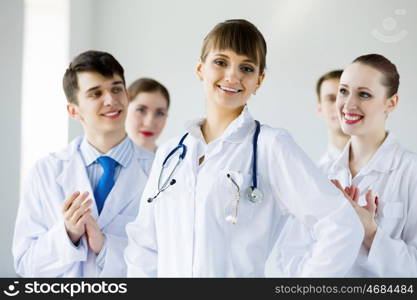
315,69,349,171
13,50,154,277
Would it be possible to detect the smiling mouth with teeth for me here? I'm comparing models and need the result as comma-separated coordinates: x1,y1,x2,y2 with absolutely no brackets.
102,110,122,119
343,113,364,124
218,85,242,93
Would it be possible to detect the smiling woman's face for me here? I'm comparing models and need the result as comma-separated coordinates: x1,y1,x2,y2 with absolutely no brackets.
196,48,264,113
336,62,395,137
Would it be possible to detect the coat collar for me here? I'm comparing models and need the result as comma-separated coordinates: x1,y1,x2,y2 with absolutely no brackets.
329,131,401,176
325,143,342,161
318,143,342,167
52,136,83,161
185,105,256,144
78,136,133,168
52,135,152,161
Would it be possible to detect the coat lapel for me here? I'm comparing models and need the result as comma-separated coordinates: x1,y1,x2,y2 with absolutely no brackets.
355,172,382,195
97,155,147,229
56,148,98,219
353,134,399,200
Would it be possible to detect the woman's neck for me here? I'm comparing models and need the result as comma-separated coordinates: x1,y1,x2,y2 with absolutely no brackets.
139,140,157,153
202,104,244,144
349,129,387,177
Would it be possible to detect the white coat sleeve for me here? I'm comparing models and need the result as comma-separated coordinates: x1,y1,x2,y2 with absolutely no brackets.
366,165,417,276
268,130,364,277
98,233,128,277
124,154,162,277
271,216,315,277
12,163,88,277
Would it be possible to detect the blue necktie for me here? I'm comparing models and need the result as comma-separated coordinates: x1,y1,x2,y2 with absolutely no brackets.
94,156,118,215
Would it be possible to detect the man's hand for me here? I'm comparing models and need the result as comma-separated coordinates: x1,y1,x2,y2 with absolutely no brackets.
85,215,105,255
63,191,92,245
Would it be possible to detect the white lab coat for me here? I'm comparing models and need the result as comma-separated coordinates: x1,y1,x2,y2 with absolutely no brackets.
13,136,154,277
317,143,342,173
273,132,417,277
266,143,342,277
125,107,364,277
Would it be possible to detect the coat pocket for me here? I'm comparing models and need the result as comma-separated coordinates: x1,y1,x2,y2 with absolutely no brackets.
216,170,258,225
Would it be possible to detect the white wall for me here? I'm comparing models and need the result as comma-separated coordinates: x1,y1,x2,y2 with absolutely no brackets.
21,0,70,188
68,0,417,160
0,0,24,277
68,0,94,141
2,0,416,277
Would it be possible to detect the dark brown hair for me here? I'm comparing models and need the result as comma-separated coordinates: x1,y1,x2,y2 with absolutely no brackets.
63,50,125,104
200,19,267,74
316,69,343,101
352,54,400,97
127,78,170,109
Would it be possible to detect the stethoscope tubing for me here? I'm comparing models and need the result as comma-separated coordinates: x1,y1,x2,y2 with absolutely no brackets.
149,121,260,203
251,120,260,190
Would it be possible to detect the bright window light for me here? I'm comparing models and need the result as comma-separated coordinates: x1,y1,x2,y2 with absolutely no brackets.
21,0,69,181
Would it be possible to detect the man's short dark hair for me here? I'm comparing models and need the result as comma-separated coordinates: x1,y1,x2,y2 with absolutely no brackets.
316,69,343,101
63,50,125,104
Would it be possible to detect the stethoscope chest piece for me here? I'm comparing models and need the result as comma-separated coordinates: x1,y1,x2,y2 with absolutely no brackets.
246,187,263,203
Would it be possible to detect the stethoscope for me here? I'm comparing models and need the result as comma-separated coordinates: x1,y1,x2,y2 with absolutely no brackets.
147,120,263,205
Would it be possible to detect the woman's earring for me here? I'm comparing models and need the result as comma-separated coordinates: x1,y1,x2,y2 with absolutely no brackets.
253,90,257,95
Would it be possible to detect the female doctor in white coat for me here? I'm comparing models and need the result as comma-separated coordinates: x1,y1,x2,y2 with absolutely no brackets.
332,54,417,276
124,19,364,277
275,54,417,277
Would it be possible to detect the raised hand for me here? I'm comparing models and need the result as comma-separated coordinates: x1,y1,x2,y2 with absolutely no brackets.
331,180,378,249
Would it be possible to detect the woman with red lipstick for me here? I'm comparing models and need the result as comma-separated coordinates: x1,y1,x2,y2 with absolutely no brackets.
330,54,417,276
126,78,170,152
125,19,364,277
276,54,417,277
